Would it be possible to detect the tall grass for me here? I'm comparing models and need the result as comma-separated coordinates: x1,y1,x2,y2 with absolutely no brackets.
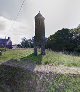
0,49,80,67
48,74,80,92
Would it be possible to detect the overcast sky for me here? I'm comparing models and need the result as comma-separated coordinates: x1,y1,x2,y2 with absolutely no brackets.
0,0,80,44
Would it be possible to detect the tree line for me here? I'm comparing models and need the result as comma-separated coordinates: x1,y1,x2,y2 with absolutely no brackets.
46,25,80,52
17,37,34,48
19,24,80,52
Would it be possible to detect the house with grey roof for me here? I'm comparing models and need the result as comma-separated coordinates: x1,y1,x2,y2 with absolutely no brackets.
0,37,12,49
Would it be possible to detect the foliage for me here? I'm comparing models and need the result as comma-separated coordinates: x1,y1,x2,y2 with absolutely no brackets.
47,28,75,51
46,26,80,52
21,37,34,48
17,44,22,48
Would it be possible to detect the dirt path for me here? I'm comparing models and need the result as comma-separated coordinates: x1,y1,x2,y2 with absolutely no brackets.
34,65,80,74
1,60,80,74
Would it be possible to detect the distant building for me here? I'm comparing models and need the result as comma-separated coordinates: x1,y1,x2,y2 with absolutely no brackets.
12,44,18,49
0,37,12,49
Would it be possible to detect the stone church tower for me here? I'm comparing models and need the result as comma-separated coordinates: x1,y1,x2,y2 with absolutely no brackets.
34,11,45,55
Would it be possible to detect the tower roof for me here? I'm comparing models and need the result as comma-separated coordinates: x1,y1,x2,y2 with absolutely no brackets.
35,11,45,19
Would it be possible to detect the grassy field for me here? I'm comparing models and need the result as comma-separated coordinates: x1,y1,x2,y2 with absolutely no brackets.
0,48,80,67
48,74,80,92
0,48,80,92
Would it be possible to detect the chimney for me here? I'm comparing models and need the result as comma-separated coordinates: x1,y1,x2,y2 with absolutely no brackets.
8,37,10,40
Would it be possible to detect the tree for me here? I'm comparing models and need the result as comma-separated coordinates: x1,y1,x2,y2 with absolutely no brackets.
72,27,80,52
17,44,22,48
21,37,34,48
47,28,75,51
21,37,29,48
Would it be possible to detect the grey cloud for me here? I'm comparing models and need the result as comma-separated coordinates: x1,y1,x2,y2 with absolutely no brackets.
0,0,80,44
0,22,6,30
0,0,22,19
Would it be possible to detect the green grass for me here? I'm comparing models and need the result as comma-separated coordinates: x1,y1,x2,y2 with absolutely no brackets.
0,49,80,67
48,74,80,92
0,49,33,63
0,48,6,52
0,65,80,92
0,49,80,92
